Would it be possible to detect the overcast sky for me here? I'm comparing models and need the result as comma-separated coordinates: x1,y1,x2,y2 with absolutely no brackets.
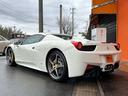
0,0,91,34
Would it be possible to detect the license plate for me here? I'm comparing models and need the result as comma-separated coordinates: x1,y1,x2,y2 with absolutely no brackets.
106,55,113,63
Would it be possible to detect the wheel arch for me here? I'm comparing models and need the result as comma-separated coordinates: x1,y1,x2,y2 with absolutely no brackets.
4,46,11,55
46,48,69,77
46,48,64,63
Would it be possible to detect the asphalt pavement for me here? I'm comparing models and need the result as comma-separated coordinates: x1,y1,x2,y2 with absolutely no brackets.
99,71,128,96
0,56,74,96
0,56,128,96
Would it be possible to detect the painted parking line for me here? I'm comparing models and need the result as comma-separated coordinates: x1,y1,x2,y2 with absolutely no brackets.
97,79,105,96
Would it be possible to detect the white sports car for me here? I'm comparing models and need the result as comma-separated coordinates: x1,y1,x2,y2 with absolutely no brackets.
5,33,121,81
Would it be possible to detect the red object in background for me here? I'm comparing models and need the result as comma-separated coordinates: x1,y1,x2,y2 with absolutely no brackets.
114,43,120,51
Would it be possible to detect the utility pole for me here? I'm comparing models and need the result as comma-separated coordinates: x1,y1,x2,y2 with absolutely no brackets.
71,8,75,36
60,4,63,34
13,26,16,33
39,0,43,33
13,26,16,38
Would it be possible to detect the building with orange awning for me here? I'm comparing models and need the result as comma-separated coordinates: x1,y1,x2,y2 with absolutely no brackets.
89,0,128,61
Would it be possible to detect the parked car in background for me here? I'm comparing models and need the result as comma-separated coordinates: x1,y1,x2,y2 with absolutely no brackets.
10,38,24,44
0,35,11,55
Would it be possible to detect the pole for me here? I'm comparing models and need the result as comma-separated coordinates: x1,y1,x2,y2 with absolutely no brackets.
60,4,63,34
71,8,75,36
13,26,16,32
39,0,43,33
13,26,16,38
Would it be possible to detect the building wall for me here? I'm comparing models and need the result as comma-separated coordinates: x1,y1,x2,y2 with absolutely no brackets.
89,14,116,43
91,0,128,61
90,0,117,43
117,0,128,61
92,0,117,14
99,14,116,43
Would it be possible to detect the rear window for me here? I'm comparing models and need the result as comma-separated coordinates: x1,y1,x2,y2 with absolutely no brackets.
53,34,72,40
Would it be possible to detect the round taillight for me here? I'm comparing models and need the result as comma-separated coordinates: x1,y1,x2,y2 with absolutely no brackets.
115,43,120,50
77,42,83,49
72,41,83,50
117,43,120,50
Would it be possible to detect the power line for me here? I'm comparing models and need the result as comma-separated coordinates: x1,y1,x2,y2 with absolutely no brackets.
0,1,36,23
0,1,17,14
0,0,14,10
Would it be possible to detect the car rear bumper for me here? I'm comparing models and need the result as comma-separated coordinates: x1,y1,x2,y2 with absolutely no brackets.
65,48,121,77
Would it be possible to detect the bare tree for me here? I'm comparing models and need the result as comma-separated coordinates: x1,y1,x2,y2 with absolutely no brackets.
57,16,72,35
0,25,23,39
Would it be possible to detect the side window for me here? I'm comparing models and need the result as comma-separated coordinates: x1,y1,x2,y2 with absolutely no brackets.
22,34,45,45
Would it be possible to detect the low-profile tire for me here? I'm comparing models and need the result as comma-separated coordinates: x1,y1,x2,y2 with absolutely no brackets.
46,50,68,82
6,48,17,66
2,52,5,56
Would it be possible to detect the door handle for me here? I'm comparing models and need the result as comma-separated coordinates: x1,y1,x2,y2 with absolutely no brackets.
32,47,35,49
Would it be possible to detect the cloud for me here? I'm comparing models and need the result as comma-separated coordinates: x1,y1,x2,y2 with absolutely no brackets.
0,0,91,34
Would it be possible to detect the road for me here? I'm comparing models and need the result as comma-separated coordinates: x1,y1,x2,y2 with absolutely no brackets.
0,56,128,96
0,56,74,96
99,71,128,96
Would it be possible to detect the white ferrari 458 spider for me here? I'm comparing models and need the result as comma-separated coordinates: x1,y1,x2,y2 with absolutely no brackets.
5,33,121,81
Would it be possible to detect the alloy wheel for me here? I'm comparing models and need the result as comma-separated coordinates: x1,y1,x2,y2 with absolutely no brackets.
47,52,66,80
